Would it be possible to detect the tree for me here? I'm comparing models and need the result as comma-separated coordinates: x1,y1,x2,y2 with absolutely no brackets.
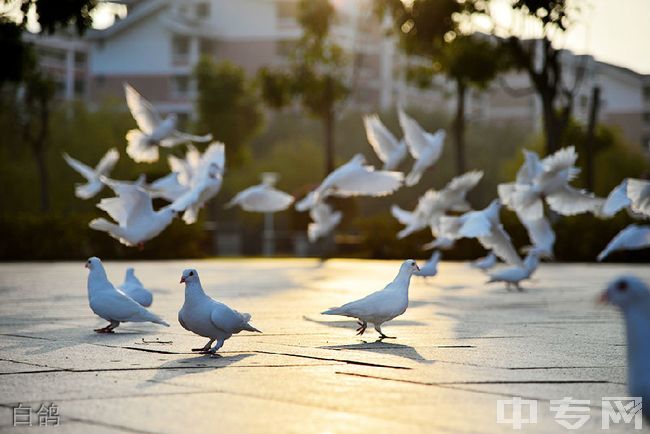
377,0,508,175
1,0,97,85
475,0,583,156
194,57,264,167
256,0,348,176
18,60,57,212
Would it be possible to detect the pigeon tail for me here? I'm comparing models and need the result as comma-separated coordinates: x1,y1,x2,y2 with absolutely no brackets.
126,129,159,163
321,307,342,315
244,323,262,333
89,218,116,233
149,314,169,327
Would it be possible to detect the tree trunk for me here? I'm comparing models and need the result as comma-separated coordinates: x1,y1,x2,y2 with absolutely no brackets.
33,145,50,212
453,80,466,175
323,113,335,175
540,92,561,155
584,86,601,191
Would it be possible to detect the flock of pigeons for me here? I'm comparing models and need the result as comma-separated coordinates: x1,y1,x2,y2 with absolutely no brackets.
68,89,650,411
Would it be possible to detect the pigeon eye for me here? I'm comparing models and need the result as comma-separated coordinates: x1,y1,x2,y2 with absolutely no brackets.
189,271,194,276
616,281,628,292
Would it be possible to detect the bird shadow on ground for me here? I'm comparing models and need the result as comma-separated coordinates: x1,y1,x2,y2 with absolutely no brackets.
302,316,427,329
320,341,433,364
0,324,168,356
139,353,254,388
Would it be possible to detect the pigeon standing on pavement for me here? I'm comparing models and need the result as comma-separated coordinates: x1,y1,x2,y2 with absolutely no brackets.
63,148,119,199
85,257,169,333
486,250,541,291
118,267,153,307
601,276,650,417
178,269,261,354
321,259,420,339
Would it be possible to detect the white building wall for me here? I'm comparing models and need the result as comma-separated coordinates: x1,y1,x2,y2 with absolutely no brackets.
90,13,172,74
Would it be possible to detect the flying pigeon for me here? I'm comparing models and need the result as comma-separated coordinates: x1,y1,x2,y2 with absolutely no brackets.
600,275,650,417
499,147,603,220
438,199,524,267
295,154,403,211
597,225,650,261
625,179,650,218
85,257,169,333
398,108,445,186
469,252,498,272
89,177,177,247
486,249,541,290
363,114,407,170
321,259,420,338
170,142,225,224
63,148,119,199
392,171,483,239
415,251,440,278
124,83,212,163
178,268,261,354
118,267,153,307
307,202,342,243
226,177,294,213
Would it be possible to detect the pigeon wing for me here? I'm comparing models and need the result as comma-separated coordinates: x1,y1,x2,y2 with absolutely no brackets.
363,114,400,162
546,186,603,216
124,83,161,135
332,167,403,197
478,225,524,268
210,302,251,334
95,148,120,175
63,153,95,181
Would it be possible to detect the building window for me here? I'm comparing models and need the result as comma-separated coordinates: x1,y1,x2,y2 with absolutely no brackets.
644,86,650,101
195,2,209,19
172,75,190,97
172,35,190,64
200,38,214,56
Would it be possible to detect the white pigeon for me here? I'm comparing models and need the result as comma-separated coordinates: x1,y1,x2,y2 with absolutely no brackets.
363,114,407,170
601,275,650,417
89,177,177,247
520,215,555,258
393,171,483,239
63,148,119,199
415,251,440,278
307,202,342,242
118,267,153,307
171,142,225,224
398,108,445,186
486,250,541,290
626,178,650,217
600,179,632,217
499,147,603,220
295,154,403,211
438,199,524,268
85,257,169,332
421,235,455,251
597,225,650,261
124,83,212,163
469,252,497,272
226,178,294,213
145,172,188,203
178,268,261,354
321,259,420,338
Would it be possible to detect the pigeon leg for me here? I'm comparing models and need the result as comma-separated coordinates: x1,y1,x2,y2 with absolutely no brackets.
355,320,367,336
192,339,215,353
375,324,396,339
515,283,524,292
505,282,511,291
138,242,145,251
94,325,111,333
207,339,225,355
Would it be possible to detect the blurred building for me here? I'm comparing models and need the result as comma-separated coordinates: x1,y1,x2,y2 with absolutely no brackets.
86,0,394,122
23,31,89,101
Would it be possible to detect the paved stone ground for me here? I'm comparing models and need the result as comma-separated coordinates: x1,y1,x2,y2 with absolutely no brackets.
0,259,647,433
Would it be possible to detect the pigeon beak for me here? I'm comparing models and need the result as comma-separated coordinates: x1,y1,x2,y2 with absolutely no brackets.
180,276,186,284
597,291,609,304
84,263,88,269
415,264,420,272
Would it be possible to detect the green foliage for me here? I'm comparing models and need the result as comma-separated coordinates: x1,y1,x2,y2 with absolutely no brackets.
13,0,97,34
194,57,264,167
257,67,293,109
297,0,335,41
